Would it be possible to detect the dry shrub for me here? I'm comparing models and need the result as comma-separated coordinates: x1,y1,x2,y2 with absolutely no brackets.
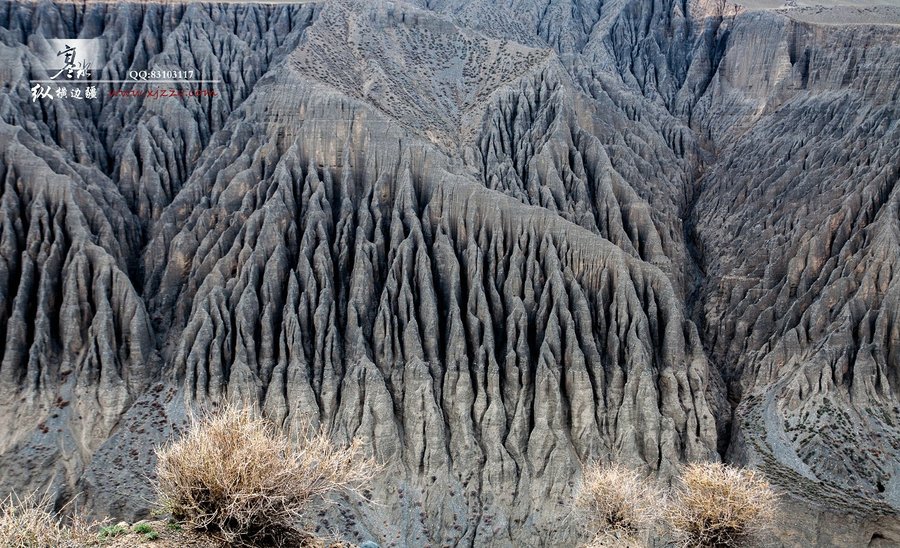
574,463,662,547
0,491,95,547
666,462,777,547
156,406,375,546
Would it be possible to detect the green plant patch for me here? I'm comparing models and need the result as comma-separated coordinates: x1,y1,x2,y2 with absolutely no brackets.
98,524,126,539
133,523,154,534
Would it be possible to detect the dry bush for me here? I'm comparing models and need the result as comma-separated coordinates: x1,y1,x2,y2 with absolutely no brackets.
574,463,663,547
155,406,375,546
666,462,778,547
0,491,95,547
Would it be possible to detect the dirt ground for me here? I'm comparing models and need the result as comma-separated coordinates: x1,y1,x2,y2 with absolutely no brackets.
94,519,354,548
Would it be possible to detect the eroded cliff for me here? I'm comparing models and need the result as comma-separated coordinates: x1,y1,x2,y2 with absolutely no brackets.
0,0,898,545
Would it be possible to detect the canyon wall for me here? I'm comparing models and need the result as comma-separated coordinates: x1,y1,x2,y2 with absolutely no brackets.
0,0,898,545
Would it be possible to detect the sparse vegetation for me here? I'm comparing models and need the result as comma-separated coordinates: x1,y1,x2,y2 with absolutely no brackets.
132,522,154,535
575,461,779,547
98,523,126,540
665,462,778,547
0,491,94,548
574,463,662,547
155,406,376,546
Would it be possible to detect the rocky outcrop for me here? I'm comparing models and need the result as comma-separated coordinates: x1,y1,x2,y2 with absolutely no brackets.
0,0,898,545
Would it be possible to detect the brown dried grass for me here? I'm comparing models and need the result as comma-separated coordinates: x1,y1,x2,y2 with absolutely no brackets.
665,462,778,548
574,463,662,547
0,491,96,548
155,406,375,547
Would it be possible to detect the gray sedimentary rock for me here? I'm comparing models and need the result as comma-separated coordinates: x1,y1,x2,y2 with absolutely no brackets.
0,0,898,545
692,14,900,544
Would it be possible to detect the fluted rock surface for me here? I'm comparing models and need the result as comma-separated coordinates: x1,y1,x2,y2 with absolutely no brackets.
691,15,900,545
0,0,898,545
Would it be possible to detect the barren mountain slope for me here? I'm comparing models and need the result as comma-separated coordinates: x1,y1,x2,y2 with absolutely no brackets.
0,0,898,546
691,15,900,545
